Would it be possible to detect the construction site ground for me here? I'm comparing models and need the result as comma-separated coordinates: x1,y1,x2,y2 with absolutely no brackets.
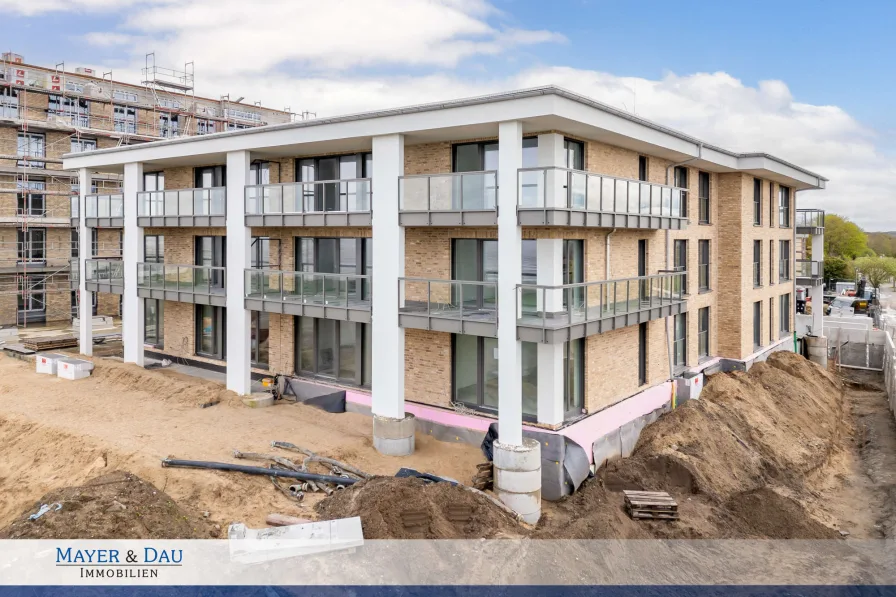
0,350,894,540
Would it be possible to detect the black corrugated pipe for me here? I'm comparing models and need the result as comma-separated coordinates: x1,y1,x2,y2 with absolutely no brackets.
161,458,360,485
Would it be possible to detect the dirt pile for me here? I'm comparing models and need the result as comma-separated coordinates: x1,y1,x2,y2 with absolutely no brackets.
89,359,239,408
538,352,844,539
316,477,524,539
0,471,218,539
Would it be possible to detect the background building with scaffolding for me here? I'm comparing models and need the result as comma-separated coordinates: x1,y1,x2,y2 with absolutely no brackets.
0,51,293,327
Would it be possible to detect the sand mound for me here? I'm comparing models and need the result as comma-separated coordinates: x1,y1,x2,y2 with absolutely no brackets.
538,352,847,539
316,477,524,539
0,471,217,539
89,359,238,408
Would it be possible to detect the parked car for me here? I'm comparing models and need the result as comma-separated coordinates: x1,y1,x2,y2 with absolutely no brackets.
825,295,870,316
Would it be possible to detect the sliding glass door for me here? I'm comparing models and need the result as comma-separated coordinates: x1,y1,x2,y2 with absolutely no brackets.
452,239,497,313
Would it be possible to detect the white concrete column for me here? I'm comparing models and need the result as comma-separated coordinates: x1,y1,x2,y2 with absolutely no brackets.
538,133,566,208
811,232,824,335
225,150,251,395
122,162,144,366
498,121,524,446
537,343,565,425
371,134,415,456
77,168,92,356
537,238,564,314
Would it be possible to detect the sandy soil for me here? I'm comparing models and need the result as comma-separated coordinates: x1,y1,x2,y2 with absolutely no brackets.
0,354,484,532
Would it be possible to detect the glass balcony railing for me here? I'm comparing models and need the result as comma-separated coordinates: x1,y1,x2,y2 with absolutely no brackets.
137,188,226,217
517,272,686,329
796,209,825,229
85,193,124,218
517,167,686,219
137,263,226,294
398,278,498,322
245,179,372,215
70,196,79,218
399,171,497,211
86,259,123,283
796,259,821,278
70,259,79,285
245,270,371,308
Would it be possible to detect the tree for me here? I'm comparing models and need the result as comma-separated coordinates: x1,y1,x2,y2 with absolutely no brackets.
824,214,869,259
868,232,896,257
852,255,896,290
824,256,852,282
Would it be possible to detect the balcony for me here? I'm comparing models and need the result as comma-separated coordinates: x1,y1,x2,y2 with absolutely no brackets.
517,167,688,230
84,193,124,227
85,259,124,294
796,209,825,236
795,259,823,287
398,171,497,226
516,272,687,343
69,258,79,289
137,263,226,306
245,179,372,226
244,270,371,323
137,188,226,227
398,278,498,337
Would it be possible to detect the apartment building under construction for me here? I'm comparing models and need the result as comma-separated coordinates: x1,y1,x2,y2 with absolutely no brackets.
0,52,292,326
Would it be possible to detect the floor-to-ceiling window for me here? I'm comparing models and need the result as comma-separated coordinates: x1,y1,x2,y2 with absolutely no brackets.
195,304,226,360
673,313,687,369
295,236,370,303
195,236,225,290
295,153,372,212
250,311,270,368
145,299,164,347
452,239,498,313
295,318,371,387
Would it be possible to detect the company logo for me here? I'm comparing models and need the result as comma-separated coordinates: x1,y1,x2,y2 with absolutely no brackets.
55,547,183,579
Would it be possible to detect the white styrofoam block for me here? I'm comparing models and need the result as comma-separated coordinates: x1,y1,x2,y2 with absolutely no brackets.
36,353,67,375
57,358,94,380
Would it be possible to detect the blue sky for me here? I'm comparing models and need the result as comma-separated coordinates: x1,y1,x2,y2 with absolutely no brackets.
2,0,893,228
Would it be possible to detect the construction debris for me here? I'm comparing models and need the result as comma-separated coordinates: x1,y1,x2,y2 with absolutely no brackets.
471,462,494,490
228,517,363,564
266,514,312,527
161,458,360,486
623,490,679,521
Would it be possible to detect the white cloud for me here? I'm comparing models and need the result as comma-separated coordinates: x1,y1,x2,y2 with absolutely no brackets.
83,32,137,47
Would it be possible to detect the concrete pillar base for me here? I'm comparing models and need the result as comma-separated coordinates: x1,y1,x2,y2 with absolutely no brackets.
373,413,416,456
493,438,542,524
806,335,828,368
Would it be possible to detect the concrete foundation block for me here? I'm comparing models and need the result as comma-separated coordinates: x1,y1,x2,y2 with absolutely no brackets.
806,335,829,368
242,393,274,408
373,413,416,456
493,438,541,524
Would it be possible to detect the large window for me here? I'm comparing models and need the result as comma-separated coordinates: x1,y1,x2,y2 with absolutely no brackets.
753,240,762,287
251,237,271,269
195,305,226,359
17,132,45,167
698,171,710,224
144,172,165,192
296,153,372,212
673,313,687,369
296,236,371,300
779,293,791,338
114,105,137,134
698,307,710,360
17,179,45,215
160,113,179,138
753,178,762,225
17,228,46,264
769,240,775,285
250,311,270,368
698,240,711,292
49,95,89,127
779,240,791,281
18,275,46,323
250,161,271,185
296,318,371,386
638,322,648,386
0,88,18,118
197,119,216,135
753,301,762,350
70,138,97,153
769,181,776,227
638,156,648,182
145,299,164,347
195,236,226,291
769,297,775,345
452,239,498,313
564,139,584,170
145,235,164,263
778,186,791,227
674,166,689,218
195,166,225,188
674,239,688,292
71,229,79,258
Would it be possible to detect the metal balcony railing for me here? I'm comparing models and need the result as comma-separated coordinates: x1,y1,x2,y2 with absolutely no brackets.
245,179,372,215
137,188,226,217
399,171,497,212
86,259,123,283
137,263,226,294
398,278,498,323
245,269,371,309
796,209,825,230
517,167,687,219
85,194,124,219
516,272,687,330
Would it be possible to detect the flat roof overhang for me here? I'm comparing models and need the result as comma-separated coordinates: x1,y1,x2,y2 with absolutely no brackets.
63,87,827,191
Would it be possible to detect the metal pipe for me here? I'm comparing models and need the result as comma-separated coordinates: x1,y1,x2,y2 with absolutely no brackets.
161,458,360,485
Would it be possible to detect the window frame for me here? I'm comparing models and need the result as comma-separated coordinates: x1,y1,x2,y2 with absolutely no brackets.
638,156,648,182
17,228,46,264
778,185,791,227
17,132,46,168
753,178,762,225
698,171,710,224
753,240,762,287
698,240,711,292
674,166,689,219
779,293,791,338
753,300,762,350
195,304,226,360
144,298,164,347
250,310,270,369
295,317,370,387
673,239,688,292
144,235,164,263
697,307,710,361
779,240,791,282
673,312,688,369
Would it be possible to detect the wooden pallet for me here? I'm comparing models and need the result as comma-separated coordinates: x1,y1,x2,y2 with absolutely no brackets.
22,335,78,351
623,490,679,521
471,462,494,490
